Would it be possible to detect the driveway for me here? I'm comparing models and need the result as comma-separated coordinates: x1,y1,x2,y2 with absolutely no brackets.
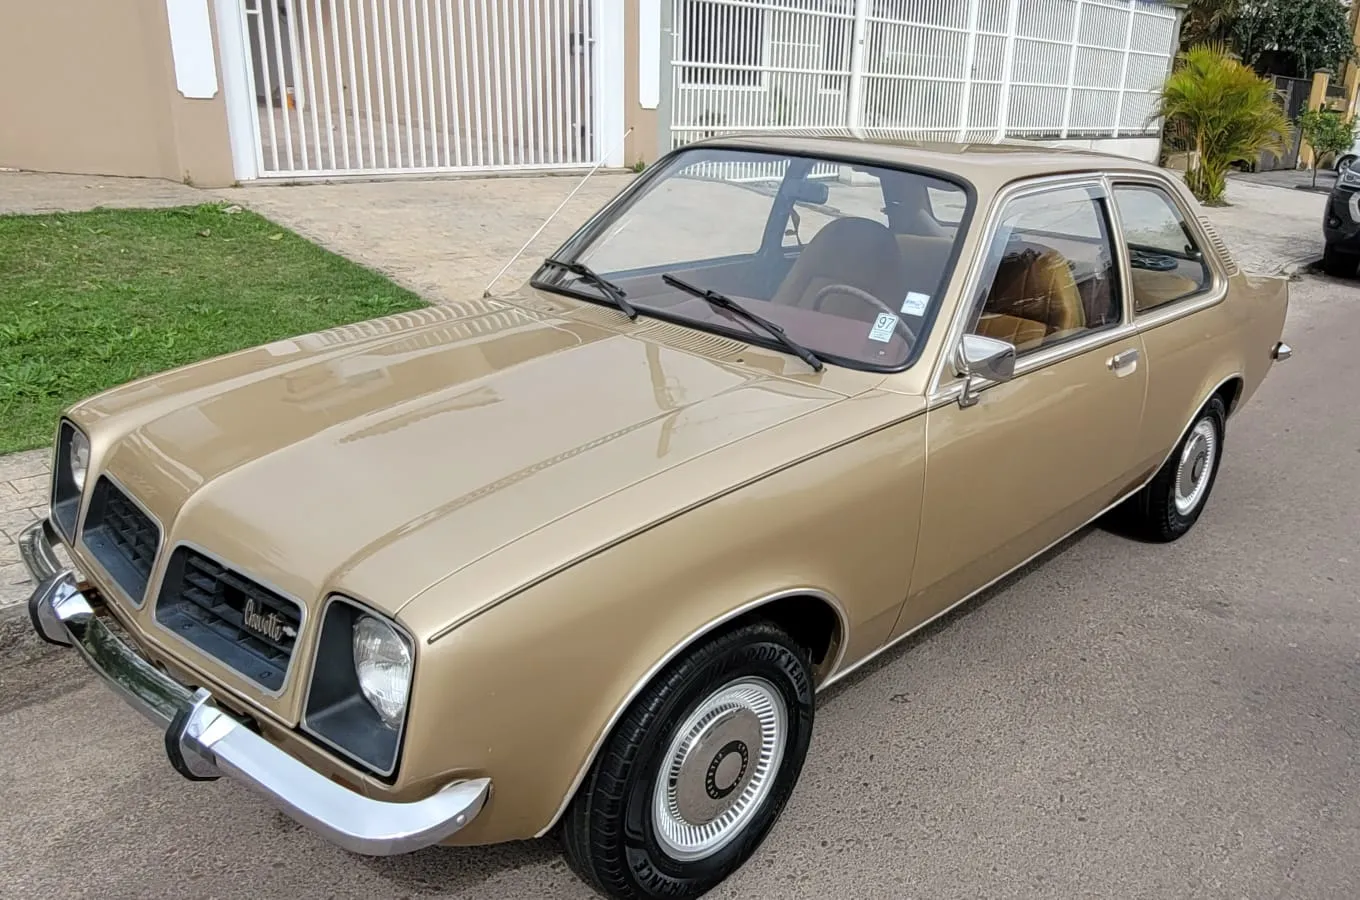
1,268,1356,898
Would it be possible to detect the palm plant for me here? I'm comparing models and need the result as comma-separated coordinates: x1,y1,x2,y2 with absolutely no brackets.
1152,44,1293,204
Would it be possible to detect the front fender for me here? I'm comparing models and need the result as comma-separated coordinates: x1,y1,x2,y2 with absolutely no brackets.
391,412,927,845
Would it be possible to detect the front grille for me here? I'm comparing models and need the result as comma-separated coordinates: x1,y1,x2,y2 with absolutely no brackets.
83,476,160,604
155,547,303,692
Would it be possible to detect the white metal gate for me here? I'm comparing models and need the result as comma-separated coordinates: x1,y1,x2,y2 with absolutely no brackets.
667,0,1179,149
236,0,602,177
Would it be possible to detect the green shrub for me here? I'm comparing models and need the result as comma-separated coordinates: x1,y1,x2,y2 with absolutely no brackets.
1153,44,1293,204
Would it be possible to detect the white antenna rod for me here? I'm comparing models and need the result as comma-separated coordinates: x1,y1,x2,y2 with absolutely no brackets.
483,126,635,298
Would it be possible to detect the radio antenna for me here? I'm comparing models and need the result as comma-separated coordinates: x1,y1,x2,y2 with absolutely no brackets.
483,126,635,298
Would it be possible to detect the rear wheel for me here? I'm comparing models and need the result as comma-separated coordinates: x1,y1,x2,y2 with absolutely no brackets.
1323,244,1357,278
561,621,815,900
1116,395,1226,542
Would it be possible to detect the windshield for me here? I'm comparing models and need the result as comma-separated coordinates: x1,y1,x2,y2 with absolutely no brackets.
535,146,973,371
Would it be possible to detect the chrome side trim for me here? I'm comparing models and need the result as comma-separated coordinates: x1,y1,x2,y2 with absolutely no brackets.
822,372,1244,690
23,560,489,856
931,323,1141,406
78,471,166,609
534,586,850,838
1272,341,1293,361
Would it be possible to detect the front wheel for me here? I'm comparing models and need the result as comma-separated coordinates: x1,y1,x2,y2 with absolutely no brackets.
1116,395,1227,542
561,621,815,900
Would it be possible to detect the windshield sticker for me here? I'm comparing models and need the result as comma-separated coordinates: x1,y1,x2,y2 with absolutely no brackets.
900,292,930,316
868,312,899,343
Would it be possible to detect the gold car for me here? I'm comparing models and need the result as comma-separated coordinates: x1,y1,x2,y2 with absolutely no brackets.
22,136,1291,899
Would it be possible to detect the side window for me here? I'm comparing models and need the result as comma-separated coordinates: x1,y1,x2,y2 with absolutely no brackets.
969,185,1122,354
1112,184,1212,313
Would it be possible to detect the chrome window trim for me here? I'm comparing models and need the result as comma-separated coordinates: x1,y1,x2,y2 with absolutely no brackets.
1105,174,1228,321
299,592,417,781
149,539,309,700
928,322,1141,406
535,586,850,838
927,173,1126,394
77,471,166,610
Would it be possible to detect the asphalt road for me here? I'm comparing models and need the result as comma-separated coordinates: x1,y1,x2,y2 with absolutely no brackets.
1,272,1356,900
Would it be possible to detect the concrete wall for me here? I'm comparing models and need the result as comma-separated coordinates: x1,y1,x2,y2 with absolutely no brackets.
1035,136,1163,164
0,0,235,186
624,0,660,166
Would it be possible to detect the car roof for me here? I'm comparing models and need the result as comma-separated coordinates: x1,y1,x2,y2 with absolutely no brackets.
678,132,1166,192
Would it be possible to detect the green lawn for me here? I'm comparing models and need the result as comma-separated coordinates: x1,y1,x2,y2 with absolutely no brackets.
0,203,424,453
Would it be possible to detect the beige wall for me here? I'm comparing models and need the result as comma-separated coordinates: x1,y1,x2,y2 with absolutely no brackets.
0,0,235,187
624,0,660,166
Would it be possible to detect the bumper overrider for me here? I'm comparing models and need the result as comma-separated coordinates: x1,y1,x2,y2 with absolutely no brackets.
19,518,490,856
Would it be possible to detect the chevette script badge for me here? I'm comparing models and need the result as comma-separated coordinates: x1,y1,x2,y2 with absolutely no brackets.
241,597,296,643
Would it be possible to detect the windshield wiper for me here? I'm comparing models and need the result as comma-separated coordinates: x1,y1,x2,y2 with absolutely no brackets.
542,257,637,320
661,273,825,372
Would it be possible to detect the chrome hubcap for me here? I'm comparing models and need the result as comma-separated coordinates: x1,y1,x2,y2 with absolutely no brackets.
652,678,787,861
1174,419,1218,515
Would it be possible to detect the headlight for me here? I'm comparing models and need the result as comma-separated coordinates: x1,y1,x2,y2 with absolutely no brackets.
1341,168,1360,187
51,420,90,541
353,615,412,728
302,597,414,777
69,429,90,492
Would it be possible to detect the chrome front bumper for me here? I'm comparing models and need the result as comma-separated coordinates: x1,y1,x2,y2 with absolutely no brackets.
20,519,490,856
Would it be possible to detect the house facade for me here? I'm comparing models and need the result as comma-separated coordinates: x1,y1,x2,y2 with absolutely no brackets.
1,0,1182,188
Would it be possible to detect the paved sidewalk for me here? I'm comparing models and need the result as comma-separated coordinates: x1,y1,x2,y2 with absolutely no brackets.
0,171,204,215
0,451,52,608
210,173,639,304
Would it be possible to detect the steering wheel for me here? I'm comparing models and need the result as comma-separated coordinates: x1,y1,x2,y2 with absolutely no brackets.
812,283,918,345
1128,247,1179,272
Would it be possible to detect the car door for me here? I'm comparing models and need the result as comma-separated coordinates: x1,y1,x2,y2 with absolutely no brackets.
890,177,1149,638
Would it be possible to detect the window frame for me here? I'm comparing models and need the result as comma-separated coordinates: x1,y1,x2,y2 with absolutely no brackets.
961,178,1127,353
1108,178,1219,319
928,174,1140,398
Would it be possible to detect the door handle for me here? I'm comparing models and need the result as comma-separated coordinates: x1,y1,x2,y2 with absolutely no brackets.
1107,348,1139,372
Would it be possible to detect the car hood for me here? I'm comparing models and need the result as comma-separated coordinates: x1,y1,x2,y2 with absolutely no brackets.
75,295,864,622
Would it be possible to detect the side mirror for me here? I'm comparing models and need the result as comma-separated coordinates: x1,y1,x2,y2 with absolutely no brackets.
794,180,829,205
957,334,1016,408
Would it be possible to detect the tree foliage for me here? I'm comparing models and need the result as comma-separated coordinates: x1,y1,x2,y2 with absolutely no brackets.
1154,44,1294,203
1181,0,1241,49
1230,0,1356,78
1297,107,1356,184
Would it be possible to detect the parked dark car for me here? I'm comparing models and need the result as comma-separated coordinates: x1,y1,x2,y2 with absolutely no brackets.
1322,161,1360,276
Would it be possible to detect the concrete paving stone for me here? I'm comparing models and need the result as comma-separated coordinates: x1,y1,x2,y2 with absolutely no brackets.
8,475,47,496
0,451,50,484
0,562,30,590
0,542,18,567
0,508,37,536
